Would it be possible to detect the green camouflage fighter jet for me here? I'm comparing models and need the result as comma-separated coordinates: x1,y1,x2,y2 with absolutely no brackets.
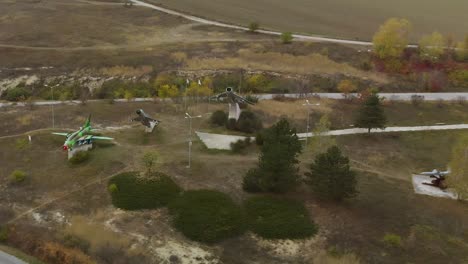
52,115,113,150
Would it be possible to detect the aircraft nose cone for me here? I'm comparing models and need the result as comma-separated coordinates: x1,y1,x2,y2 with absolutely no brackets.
226,87,232,92
136,109,142,114
63,145,68,151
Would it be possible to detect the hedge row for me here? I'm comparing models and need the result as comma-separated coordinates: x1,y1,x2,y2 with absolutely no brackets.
108,173,317,243
108,172,181,210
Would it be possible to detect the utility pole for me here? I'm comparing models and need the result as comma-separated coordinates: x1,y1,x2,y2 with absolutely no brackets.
45,83,59,128
302,99,320,146
185,112,202,169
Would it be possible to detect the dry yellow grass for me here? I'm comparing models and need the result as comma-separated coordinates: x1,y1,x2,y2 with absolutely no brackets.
16,114,33,126
66,215,131,252
186,49,388,83
312,250,362,264
252,99,333,120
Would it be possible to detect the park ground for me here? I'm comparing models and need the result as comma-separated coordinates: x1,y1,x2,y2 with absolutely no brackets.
0,0,467,263
0,98,468,263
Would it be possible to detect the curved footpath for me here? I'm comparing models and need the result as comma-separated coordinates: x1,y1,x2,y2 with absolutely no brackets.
1,92,467,108
0,250,27,264
196,124,468,149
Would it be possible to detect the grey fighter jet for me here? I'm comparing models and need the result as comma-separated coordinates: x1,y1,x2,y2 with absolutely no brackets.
212,87,254,105
418,169,450,189
132,109,160,129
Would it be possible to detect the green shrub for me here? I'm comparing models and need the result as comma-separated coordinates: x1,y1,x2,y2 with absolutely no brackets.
9,170,26,183
168,190,246,243
4,87,31,102
68,151,90,165
281,32,293,44
244,196,317,239
382,233,402,248
235,111,262,133
210,110,228,126
108,183,118,193
230,137,252,154
449,69,468,87
15,138,29,150
248,22,259,33
0,226,8,242
226,118,237,130
108,172,181,210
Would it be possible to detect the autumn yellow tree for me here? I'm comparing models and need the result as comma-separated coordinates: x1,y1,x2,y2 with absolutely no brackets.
308,115,336,155
185,78,213,98
372,18,411,59
419,31,445,61
447,135,468,199
455,35,468,61
158,84,179,98
337,79,357,99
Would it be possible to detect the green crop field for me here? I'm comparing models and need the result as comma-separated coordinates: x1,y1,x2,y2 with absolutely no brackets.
153,0,468,41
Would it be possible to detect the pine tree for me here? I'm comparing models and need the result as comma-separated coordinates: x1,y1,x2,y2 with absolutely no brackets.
355,93,387,133
305,146,357,201
243,119,302,193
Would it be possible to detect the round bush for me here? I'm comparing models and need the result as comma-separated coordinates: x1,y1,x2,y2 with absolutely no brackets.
169,190,246,243
210,110,228,126
244,196,317,239
9,170,26,183
108,172,181,210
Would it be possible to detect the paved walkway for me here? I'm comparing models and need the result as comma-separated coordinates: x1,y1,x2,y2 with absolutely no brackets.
196,124,468,149
0,250,27,264
1,93,467,108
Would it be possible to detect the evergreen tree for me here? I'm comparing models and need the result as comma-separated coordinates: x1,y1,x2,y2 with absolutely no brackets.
243,119,302,193
305,146,357,201
355,93,387,133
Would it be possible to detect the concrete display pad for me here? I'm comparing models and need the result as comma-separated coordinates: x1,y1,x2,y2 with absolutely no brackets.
68,143,93,160
412,174,458,200
196,132,251,150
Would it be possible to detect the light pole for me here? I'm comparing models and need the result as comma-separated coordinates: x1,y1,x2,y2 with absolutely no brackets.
184,79,189,111
302,99,320,146
185,112,202,169
45,83,59,128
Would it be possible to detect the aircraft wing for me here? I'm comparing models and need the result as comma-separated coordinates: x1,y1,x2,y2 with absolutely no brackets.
91,136,114,140
233,93,254,105
419,172,437,175
214,92,228,100
132,116,143,122
52,132,69,137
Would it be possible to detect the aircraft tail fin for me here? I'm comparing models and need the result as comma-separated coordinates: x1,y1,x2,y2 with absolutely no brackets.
84,114,91,128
